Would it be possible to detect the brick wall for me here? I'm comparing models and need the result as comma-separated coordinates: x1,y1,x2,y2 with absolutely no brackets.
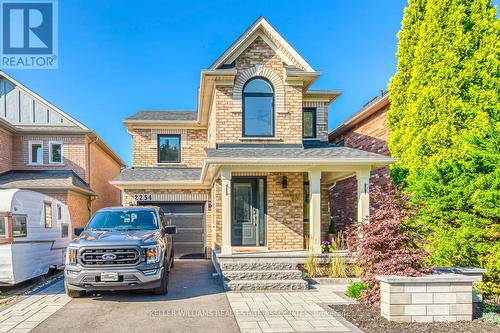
329,103,391,231
0,128,13,173
212,37,303,145
131,128,207,167
89,142,122,213
67,191,91,237
11,134,88,181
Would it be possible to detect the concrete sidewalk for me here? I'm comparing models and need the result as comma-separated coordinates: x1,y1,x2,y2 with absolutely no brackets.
226,285,362,333
0,280,70,332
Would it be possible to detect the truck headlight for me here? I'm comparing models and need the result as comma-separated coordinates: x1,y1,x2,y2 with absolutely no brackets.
66,247,78,265
144,245,161,264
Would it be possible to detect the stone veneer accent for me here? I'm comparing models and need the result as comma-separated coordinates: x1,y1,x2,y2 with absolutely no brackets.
377,274,481,323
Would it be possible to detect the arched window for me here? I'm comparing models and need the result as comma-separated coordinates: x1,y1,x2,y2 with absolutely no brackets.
242,77,274,137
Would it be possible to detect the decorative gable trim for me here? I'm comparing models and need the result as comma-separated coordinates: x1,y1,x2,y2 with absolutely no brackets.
209,17,314,72
232,65,286,114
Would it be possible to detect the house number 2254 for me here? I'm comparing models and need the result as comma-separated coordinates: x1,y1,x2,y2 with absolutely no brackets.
134,194,152,201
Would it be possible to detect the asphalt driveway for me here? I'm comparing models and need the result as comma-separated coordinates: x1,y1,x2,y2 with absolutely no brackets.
33,260,239,333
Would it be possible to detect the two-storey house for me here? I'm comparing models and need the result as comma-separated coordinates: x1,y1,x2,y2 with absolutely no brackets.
112,17,394,259
0,71,125,235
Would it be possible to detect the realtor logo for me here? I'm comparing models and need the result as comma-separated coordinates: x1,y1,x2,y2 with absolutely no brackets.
1,0,58,69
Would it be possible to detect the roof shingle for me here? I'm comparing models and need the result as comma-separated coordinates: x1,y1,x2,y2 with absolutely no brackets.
0,170,94,194
113,167,202,182
125,111,198,122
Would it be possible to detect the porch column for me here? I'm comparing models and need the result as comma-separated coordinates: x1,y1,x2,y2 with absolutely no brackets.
308,170,322,254
220,169,232,255
356,168,370,223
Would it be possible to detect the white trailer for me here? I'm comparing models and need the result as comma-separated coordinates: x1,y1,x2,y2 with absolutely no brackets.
0,189,72,285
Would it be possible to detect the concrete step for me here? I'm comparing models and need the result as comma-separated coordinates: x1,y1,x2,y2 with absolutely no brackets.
223,270,303,281
224,279,309,291
219,261,298,271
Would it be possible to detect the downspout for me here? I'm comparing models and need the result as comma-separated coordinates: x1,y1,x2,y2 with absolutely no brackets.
87,135,98,215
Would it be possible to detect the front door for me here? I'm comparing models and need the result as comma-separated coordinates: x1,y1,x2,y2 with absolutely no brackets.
231,177,266,246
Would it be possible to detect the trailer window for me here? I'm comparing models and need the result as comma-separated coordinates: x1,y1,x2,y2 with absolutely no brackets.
0,217,6,238
61,223,69,238
57,205,62,220
44,202,52,228
12,215,27,237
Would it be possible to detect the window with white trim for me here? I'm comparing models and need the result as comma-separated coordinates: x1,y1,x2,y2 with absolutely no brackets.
28,141,43,165
49,141,63,164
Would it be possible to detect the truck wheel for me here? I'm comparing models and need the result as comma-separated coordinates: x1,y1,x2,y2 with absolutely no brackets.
153,269,169,295
64,281,84,298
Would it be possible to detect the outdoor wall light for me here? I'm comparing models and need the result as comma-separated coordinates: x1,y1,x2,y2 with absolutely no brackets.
282,176,288,189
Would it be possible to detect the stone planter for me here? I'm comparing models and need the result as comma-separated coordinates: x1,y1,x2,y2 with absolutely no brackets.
376,273,483,323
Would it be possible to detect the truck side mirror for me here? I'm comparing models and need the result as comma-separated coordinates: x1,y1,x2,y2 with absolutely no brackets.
164,225,177,235
74,227,84,236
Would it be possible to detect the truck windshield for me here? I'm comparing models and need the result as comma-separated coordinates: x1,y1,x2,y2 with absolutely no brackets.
87,210,159,231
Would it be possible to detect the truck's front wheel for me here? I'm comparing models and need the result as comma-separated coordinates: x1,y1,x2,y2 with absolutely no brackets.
153,269,169,295
64,280,84,298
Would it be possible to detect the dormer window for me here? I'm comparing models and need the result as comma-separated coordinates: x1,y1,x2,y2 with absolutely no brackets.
242,78,274,137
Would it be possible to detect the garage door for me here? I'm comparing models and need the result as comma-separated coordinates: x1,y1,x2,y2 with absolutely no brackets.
146,203,205,259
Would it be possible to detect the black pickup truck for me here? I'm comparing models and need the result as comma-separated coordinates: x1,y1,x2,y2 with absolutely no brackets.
64,206,176,297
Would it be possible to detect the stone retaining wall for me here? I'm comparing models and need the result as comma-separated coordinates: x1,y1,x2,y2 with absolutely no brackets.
377,274,482,323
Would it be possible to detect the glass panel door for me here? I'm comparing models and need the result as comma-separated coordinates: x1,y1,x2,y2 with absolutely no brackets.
231,177,266,246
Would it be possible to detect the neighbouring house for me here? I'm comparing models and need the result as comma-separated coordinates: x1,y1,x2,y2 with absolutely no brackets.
328,91,391,232
0,71,126,236
111,17,394,260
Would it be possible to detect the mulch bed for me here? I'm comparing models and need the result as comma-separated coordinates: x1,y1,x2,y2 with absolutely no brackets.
330,303,499,333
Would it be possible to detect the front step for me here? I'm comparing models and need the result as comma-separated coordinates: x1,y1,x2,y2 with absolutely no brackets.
224,279,308,291
219,261,298,271
223,269,303,281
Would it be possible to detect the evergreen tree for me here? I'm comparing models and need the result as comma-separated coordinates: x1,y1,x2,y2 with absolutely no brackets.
388,0,499,296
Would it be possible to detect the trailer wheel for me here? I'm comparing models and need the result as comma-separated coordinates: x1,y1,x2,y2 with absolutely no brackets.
64,280,84,298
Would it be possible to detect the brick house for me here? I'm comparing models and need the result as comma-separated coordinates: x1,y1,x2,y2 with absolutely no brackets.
328,91,391,232
0,71,126,235
111,17,394,259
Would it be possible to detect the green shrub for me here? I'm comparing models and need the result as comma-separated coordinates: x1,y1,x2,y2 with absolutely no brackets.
346,281,369,299
388,0,500,298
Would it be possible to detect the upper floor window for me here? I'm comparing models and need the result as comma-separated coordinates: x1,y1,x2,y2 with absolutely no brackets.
158,134,181,163
28,141,43,165
243,78,274,137
49,141,63,164
303,108,317,138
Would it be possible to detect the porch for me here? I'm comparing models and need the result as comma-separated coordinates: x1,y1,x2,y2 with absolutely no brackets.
212,166,373,256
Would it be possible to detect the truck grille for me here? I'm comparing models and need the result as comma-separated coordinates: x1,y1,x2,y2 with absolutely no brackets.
80,248,140,266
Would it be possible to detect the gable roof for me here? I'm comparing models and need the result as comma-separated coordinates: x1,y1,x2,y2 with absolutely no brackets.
0,71,89,130
208,16,314,72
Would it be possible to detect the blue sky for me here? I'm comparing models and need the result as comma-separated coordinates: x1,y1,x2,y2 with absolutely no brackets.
6,0,409,165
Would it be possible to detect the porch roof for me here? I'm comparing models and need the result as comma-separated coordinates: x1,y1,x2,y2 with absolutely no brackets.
205,146,394,163
0,170,95,196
